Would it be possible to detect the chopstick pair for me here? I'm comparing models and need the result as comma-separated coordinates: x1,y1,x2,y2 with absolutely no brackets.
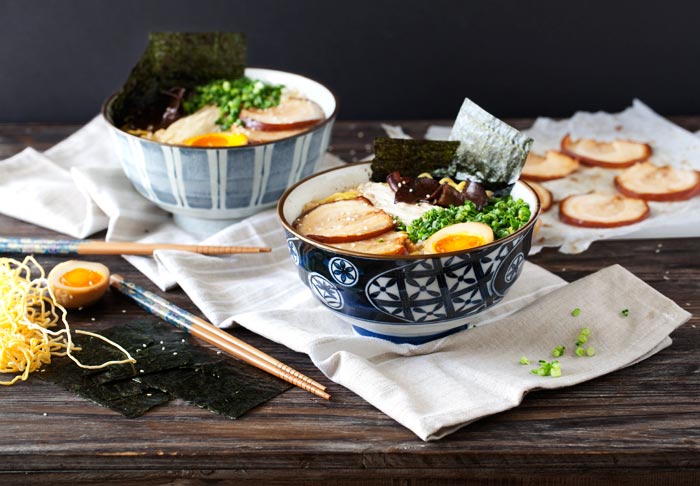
0,238,271,256
109,274,330,400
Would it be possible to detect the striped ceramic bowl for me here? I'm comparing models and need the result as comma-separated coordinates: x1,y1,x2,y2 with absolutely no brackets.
279,162,540,344
102,68,337,233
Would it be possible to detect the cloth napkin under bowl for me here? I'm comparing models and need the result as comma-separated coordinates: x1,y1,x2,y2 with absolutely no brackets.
153,210,691,440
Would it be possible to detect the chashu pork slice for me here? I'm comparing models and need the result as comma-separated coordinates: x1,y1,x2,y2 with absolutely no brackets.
559,192,649,228
614,162,700,201
561,134,652,168
525,180,553,212
521,150,579,181
294,197,395,244
241,98,324,132
331,230,409,256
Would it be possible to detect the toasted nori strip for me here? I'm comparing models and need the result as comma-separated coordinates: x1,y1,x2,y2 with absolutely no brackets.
447,98,533,194
370,138,460,182
137,361,289,419
38,319,290,418
38,329,171,418
109,32,247,129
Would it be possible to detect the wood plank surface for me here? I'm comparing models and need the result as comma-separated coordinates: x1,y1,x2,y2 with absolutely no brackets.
0,120,698,485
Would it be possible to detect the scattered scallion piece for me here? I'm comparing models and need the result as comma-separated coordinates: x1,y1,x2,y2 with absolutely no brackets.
520,357,530,365
575,346,585,357
571,308,581,317
621,309,630,317
552,345,566,358
531,360,561,378
586,347,596,357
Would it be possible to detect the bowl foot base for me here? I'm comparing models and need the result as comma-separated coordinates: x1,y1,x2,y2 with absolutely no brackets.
173,214,243,238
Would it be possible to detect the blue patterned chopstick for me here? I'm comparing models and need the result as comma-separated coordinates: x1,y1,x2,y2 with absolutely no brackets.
109,274,329,398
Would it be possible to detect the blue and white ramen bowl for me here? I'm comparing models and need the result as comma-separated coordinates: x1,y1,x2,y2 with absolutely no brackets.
102,68,337,234
278,162,541,344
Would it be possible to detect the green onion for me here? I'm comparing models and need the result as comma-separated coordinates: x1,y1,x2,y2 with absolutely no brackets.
621,309,630,317
575,346,585,357
586,347,596,357
552,346,566,358
183,77,283,130
530,359,562,377
520,357,530,365
571,308,581,317
405,196,530,243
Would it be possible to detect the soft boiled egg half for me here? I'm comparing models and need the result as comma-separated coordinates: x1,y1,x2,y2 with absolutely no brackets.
48,260,110,309
423,222,495,254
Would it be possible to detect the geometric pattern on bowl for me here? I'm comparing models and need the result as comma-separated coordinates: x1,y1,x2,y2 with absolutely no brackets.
366,233,526,322
278,162,539,344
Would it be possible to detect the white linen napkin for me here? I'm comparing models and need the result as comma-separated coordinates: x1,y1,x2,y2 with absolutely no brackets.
0,116,343,290
424,100,700,252
153,209,690,440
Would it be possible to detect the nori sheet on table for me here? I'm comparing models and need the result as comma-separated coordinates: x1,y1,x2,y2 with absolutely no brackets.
447,98,533,194
370,138,460,182
38,320,290,419
109,32,247,128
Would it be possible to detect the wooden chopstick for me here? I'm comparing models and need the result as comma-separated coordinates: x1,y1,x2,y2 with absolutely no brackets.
109,274,330,400
0,238,271,256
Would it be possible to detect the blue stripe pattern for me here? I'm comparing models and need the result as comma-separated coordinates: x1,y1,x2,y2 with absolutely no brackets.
110,120,333,219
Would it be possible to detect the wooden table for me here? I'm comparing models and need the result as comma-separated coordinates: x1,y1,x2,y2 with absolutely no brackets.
1,120,698,485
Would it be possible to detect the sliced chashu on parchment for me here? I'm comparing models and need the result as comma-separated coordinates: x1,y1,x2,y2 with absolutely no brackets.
293,197,395,244
559,192,649,228
614,162,700,201
521,150,579,181
561,134,652,168
524,180,553,212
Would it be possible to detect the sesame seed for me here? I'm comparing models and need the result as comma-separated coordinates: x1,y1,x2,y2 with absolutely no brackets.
121,309,126,313
173,352,178,356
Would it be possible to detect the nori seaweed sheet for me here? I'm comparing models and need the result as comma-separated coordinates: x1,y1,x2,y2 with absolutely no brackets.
109,32,247,128
448,98,533,194
38,320,290,419
137,361,289,419
370,138,460,182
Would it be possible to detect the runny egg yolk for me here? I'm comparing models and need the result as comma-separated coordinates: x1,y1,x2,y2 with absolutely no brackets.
183,132,248,147
424,222,495,254
59,268,104,287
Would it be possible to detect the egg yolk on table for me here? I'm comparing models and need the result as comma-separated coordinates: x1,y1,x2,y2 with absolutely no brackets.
424,222,495,254
58,267,104,287
183,132,248,147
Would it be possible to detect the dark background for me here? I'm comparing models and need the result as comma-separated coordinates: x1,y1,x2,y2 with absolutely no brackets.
1,0,699,123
